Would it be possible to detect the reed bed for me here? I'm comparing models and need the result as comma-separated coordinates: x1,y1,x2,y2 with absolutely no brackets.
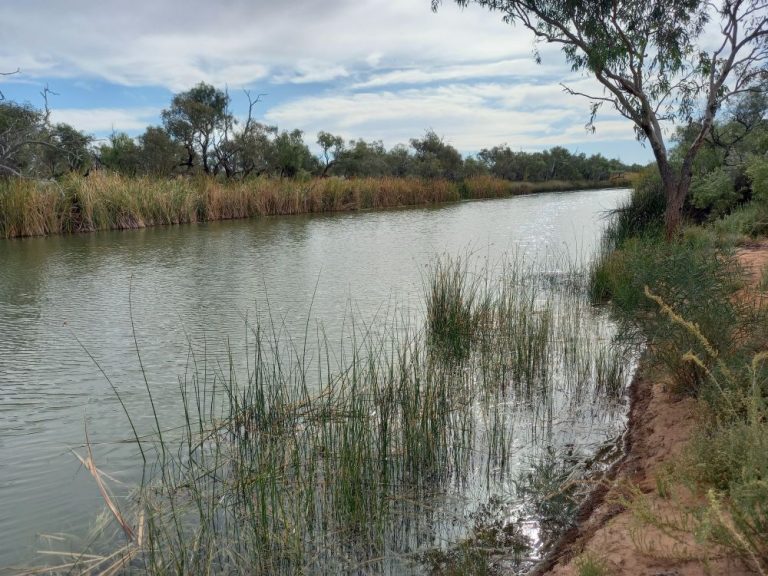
30,254,635,575
0,173,618,239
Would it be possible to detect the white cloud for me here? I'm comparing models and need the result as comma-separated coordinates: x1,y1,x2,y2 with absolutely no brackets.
50,107,159,134
0,0,536,90
353,59,560,89
273,62,350,85
265,82,638,152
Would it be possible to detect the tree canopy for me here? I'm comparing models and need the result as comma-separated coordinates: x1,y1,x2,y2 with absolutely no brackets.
433,0,768,236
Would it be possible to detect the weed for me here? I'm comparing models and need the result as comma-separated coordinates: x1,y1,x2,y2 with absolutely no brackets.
574,552,612,576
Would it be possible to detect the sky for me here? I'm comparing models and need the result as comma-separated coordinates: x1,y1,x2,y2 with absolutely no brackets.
0,0,657,165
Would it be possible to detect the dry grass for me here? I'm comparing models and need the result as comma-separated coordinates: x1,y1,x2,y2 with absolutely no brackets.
0,173,617,238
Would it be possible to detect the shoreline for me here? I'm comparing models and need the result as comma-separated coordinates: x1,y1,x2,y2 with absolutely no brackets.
0,174,628,239
532,243,768,576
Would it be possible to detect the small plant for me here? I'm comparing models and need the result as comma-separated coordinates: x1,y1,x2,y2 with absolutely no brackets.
575,552,612,576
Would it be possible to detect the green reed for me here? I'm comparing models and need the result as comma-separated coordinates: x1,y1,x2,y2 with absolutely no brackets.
31,254,635,576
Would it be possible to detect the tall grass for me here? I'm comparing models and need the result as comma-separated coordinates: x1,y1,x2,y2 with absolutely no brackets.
628,291,768,573
30,254,635,575
0,173,622,239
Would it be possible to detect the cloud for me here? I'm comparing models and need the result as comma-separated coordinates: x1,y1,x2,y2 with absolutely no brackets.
0,0,535,90
50,107,159,134
353,59,560,89
273,62,350,85
265,81,638,152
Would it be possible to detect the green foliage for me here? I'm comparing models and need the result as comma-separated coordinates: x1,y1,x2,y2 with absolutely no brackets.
316,131,344,175
575,552,611,576
138,126,184,176
690,167,741,218
0,101,92,179
600,167,666,251
425,255,479,358
410,129,464,181
270,129,318,178
591,234,746,393
746,156,768,203
477,144,632,183
0,101,44,177
161,82,232,174
712,202,768,238
98,132,141,176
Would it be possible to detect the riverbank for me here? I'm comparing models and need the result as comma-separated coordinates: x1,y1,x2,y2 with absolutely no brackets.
0,173,625,239
536,219,768,573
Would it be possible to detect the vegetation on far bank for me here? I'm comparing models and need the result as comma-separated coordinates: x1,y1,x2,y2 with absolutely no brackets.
1,80,639,183
0,79,639,239
0,173,626,239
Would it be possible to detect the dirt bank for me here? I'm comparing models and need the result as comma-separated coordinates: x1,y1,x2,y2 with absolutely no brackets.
536,242,768,576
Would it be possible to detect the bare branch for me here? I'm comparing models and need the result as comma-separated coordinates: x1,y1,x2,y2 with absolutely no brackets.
0,68,20,101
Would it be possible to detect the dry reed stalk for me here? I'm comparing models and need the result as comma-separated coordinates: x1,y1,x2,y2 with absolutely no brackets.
71,431,135,542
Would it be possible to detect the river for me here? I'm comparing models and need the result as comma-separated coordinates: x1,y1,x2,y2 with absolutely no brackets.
0,188,629,571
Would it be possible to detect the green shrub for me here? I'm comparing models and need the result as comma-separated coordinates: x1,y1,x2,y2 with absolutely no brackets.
602,166,665,250
591,236,745,393
691,167,742,218
746,155,768,202
679,355,768,573
712,202,768,237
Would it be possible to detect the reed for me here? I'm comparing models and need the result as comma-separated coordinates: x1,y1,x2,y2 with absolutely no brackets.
0,173,619,239
28,254,634,575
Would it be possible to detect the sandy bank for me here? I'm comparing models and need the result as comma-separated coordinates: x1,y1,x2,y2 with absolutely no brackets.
536,242,768,576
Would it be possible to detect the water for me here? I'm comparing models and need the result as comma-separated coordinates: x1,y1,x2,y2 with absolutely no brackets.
0,188,629,570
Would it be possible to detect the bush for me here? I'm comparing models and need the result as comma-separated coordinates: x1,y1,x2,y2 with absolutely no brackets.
746,156,768,202
691,167,742,218
590,235,745,393
601,166,665,250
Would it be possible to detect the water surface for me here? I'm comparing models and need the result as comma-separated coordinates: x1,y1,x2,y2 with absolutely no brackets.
0,189,628,568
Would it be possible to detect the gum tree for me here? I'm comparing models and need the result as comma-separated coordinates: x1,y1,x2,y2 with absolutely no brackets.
162,82,231,174
432,0,768,237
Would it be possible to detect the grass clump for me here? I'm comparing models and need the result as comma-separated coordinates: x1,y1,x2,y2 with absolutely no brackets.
425,255,481,358
574,552,612,576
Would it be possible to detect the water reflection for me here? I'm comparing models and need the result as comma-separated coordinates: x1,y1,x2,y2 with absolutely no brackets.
0,189,628,568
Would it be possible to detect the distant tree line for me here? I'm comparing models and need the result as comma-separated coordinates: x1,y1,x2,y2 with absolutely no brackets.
0,81,640,182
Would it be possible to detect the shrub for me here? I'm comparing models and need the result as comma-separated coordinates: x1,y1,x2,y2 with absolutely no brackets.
601,166,665,250
691,167,742,218
591,237,745,393
746,155,768,202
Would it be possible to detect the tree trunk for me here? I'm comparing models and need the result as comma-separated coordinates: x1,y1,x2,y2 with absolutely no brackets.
664,179,688,240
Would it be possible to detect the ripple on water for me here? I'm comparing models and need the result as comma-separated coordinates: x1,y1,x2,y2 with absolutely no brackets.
0,188,631,568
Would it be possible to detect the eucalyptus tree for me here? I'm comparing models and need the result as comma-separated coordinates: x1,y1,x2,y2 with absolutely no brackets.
0,101,44,177
410,129,464,180
161,82,231,174
270,129,318,177
317,131,345,176
138,127,185,176
98,132,141,176
433,0,768,237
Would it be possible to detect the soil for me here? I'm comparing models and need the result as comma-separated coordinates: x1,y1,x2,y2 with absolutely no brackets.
533,242,768,576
